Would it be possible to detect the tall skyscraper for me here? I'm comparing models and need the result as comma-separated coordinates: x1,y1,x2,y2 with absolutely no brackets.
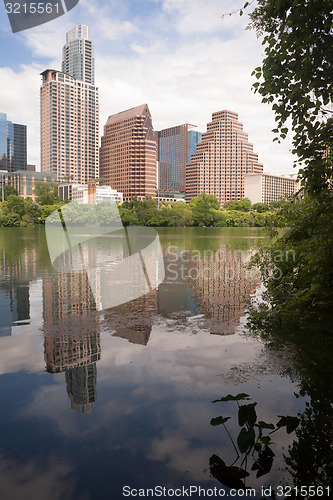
62,24,95,85
157,124,201,195
0,112,27,172
186,110,263,205
40,25,99,183
99,104,157,201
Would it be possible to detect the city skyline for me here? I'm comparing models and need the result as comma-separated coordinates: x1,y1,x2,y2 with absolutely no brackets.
0,0,297,176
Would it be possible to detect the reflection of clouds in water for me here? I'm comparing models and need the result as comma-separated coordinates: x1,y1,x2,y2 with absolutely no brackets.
148,433,212,482
0,334,44,375
0,454,76,500
9,317,302,489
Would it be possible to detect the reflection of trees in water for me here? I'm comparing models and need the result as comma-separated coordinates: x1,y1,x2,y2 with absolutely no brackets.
248,319,333,495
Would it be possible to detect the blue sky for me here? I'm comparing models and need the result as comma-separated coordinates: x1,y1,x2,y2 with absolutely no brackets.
0,0,296,173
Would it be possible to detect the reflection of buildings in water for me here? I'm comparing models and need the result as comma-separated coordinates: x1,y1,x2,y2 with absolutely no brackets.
44,329,100,414
113,324,151,346
44,330,101,373
0,283,30,336
42,269,101,413
66,364,97,414
104,288,158,346
159,251,200,318
186,247,260,334
43,271,97,330
0,244,40,336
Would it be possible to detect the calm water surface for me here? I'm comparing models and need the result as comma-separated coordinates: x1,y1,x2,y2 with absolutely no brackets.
0,227,332,500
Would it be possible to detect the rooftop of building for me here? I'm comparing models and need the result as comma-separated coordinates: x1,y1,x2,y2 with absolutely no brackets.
106,104,150,125
245,172,299,179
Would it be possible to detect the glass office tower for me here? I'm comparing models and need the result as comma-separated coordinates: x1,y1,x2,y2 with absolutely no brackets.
0,112,27,172
157,124,201,195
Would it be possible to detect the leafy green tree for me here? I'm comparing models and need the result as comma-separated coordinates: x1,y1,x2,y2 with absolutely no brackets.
250,196,333,319
190,193,220,226
249,0,333,193
252,202,269,213
212,209,227,227
3,185,18,200
34,182,62,205
243,1,333,321
166,203,193,227
3,195,26,218
224,198,252,212
269,199,287,210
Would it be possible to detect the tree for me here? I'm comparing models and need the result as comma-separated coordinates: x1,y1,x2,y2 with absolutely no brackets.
224,198,252,212
249,0,333,193
190,193,220,226
34,182,62,205
3,185,18,200
250,195,333,319
252,202,269,213
245,1,333,321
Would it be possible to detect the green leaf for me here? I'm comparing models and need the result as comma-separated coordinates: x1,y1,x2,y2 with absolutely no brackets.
276,416,300,434
251,446,275,478
210,416,230,426
238,403,257,428
237,427,255,453
213,393,250,403
258,436,272,446
256,421,275,430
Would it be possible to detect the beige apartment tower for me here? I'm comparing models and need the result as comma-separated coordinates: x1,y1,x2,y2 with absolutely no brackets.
40,25,99,183
186,110,263,204
100,104,157,201
244,172,300,204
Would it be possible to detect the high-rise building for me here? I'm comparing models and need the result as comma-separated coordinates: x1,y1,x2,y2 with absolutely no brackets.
157,124,201,195
186,110,263,205
99,104,157,201
62,24,95,85
0,112,27,172
40,25,99,184
244,172,300,204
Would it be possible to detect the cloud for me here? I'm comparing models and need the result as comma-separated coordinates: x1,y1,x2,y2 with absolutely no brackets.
99,19,138,41
161,0,244,36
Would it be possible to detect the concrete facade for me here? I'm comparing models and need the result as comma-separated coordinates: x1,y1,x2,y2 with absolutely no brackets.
186,110,263,204
244,172,300,204
58,182,123,204
40,25,99,185
99,104,157,201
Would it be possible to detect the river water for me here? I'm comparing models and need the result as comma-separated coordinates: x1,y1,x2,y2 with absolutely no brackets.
0,226,332,500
